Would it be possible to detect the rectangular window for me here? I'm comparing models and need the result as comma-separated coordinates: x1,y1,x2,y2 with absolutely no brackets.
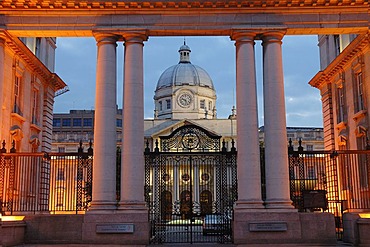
116,119,122,127
58,147,65,153
354,72,365,113
334,35,340,56
35,37,41,58
53,118,61,127
73,118,82,127
304,133,313,138
336,85,346,123
306,145,314,151
159,101,163,111
13,76,22,115
83,118,93,127
62,118,71,127
208,101,212,110
31,89,39,125
166,99,171,109
200,100,205,109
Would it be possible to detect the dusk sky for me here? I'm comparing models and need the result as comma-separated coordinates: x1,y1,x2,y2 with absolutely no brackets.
54,35,323,127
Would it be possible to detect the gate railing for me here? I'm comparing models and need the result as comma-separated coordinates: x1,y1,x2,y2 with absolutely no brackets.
0,141,93,215
287,139,370,240
144,128,237,244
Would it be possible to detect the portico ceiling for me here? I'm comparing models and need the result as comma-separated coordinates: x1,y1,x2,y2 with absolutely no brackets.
0,0,368,37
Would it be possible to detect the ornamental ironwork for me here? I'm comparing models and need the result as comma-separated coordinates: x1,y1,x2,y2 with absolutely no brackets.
160,125,221,152
145,124,237,244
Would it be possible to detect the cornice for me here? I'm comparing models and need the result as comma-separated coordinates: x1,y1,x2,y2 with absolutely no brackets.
1,31,67,90
0,0,368,10
309,33,370,89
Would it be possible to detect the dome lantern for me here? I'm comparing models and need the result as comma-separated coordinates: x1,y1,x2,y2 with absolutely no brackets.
179,40,191,63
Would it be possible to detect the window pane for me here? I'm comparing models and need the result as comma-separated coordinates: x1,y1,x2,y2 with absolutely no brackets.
83,118,93,127
116,119,122,127
200,100,205,109
166,99,171,109
73,118,82,126
53,118,61,127
62,118,71,126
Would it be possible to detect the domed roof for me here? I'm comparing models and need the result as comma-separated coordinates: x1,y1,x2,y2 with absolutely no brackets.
156,43,214,90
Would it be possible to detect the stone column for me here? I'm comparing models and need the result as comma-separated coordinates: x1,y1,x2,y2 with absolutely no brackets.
90,33,119,211
231,32,264,209
261,31,294,209
119,33,148,212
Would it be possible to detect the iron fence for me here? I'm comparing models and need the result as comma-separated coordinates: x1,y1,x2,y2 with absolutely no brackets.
288,140,370,240
0,142,92,215
0,138,369,242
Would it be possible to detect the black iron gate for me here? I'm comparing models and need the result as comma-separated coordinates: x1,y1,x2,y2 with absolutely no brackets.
144,125,237,244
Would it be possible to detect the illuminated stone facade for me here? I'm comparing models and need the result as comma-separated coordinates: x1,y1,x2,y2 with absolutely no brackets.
309,33,370,151
0,33,67,153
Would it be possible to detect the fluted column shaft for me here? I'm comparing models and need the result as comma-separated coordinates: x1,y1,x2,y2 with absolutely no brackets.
262,31,293,209
90,34,119,210
232,32,264,209
119,33,148,211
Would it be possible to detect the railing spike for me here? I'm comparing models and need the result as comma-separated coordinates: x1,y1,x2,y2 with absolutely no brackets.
231,139,236,152
145,139,150,154
155,139,159,153
78,140,84,153
88,140,93,155
298,138,303,152
288,138,294,152
222,139,227,152
10,140,16,153
1,140,6,153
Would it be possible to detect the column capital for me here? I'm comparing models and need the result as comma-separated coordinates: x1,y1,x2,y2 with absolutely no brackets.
230,30,256,43
260,30,286,44
122,31,148,44
93,32,119,45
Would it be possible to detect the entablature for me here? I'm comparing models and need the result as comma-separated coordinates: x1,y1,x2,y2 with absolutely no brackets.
0,0,368,37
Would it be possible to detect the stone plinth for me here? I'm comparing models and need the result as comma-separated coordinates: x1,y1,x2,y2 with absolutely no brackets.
343,212,370,246
22,213,149,245
24,215,84,244
0,220,26,246
342,212,360,245
358,218,370,246
233,211,336,245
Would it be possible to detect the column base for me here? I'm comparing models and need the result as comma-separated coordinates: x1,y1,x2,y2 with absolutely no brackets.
265,199,295,211
117,200,148,213
87,201,117,213
234,199,265,211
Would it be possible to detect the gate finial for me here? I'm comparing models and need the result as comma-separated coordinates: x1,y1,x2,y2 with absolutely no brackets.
1,140,6,153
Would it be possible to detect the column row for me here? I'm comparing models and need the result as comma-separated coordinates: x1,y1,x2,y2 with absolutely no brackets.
90,31,294,212
90,32,148,212
233,31,294,210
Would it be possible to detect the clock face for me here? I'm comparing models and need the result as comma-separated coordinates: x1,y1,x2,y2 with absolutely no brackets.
178,93,192,108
